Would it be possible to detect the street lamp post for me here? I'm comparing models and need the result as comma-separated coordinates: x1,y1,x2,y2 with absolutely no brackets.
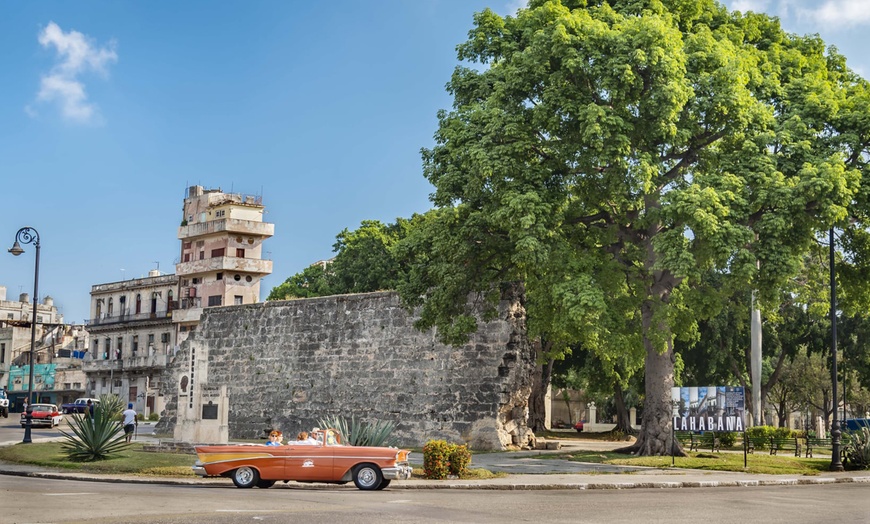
8,226,40,444
829,227,843,471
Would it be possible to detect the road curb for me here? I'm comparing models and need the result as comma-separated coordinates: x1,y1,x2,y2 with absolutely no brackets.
2,467,868,490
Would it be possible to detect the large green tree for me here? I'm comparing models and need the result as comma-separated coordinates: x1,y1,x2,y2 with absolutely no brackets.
399,0,867,455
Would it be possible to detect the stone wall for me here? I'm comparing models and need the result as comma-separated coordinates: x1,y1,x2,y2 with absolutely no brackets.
156,289,535,450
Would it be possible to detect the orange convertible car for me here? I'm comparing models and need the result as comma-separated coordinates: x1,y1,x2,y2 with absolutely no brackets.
193,428,412,490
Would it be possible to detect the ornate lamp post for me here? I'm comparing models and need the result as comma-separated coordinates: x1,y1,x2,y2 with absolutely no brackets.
8,227,40,444
829,227,843,471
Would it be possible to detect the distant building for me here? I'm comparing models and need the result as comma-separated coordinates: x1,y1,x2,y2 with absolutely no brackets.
83,270,178,417
0,285,88,410
173,185,274,342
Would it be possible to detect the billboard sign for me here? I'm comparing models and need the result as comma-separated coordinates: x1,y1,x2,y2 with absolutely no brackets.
672,386,745,432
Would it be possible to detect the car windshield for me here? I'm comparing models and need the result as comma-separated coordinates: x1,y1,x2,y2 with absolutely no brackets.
33,405,51,412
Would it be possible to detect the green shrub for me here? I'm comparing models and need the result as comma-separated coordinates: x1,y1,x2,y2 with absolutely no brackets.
717,432,737,448
148,412,159,421
423,440,452,479
772,426,795,440
448,444,472,477
746,425,775,450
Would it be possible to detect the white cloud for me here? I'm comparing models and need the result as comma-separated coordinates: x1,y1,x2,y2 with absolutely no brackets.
802,0,870,27
730,0,772,13
31,22,117,124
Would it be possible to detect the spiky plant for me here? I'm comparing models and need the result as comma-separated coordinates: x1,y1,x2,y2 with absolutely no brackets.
844,425,870,470
60,393,127,461
317,415,399,447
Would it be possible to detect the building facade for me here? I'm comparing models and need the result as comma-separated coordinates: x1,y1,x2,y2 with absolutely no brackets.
0,285,88,411
173,185,274,342
83,270,178,417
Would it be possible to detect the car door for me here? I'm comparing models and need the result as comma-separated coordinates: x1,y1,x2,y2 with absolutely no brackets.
284,443,333,481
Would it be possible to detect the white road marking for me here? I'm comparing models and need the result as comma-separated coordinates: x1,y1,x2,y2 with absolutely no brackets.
46,493,98,496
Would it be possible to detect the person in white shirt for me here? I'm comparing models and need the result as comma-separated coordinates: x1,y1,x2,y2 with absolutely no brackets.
122,403,137,443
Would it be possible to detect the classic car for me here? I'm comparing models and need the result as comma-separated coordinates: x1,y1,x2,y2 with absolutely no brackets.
61,397,99,414
193,428,412,490
21,403,63,428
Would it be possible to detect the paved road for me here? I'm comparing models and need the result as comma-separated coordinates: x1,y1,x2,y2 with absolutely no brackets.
2,474,868,524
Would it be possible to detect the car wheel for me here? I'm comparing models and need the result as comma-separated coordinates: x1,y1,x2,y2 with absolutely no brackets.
231,467,260,488
352,463,383,491
376,479,391,490
256,479,275,489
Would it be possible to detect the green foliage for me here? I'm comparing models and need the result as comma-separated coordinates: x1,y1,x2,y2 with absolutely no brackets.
716,432,737,448
746,426,775,450
59,393,127,461
421,440,472,479
843,426,870,470
422,440,453,479
268,216,426,300
148,412,159,421
317,414,398,447
396,0,870,456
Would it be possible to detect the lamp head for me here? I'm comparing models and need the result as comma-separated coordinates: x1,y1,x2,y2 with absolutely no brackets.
8,241,24,256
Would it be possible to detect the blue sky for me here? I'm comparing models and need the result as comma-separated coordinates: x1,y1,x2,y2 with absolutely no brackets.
1,1,868,324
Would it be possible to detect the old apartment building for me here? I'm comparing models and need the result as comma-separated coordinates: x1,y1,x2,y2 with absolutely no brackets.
84,270,178,417
172,185,274,342
79,185,274,417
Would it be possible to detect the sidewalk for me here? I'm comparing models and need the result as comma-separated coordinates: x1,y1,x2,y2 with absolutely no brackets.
2,431,868,491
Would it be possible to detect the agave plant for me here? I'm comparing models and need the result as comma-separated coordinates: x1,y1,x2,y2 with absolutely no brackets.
60,393,127,461
317,415,399,447
844,425,870,470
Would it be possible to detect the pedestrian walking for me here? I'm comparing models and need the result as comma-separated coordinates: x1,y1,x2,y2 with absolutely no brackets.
122,403,138,443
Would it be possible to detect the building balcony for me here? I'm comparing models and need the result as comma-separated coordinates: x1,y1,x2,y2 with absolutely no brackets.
175,256,272,277
82,352,171,373
87,311,173,329
178,218,274,240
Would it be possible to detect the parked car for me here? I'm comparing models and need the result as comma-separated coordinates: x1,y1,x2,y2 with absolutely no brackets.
21,403,63,428
61,397,99,414
192,428,412,490
0,389,8,418
574,420,584,433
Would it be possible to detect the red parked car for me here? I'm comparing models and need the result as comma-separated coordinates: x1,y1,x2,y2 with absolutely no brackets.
574,421,584,432
21,403,63,428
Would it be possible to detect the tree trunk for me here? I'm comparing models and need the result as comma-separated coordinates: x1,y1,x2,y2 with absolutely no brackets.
613,383,635,435
616,298,682,456
527,339,554,433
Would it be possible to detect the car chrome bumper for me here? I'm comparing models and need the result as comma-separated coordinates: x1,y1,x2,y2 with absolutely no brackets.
381,464,413,480
192,461,207,477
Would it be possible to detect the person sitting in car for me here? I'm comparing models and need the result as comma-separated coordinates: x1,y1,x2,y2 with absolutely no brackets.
265,430,283,446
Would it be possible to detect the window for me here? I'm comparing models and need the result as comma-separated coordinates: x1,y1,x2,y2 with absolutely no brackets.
114,379,122,388
135,294,142,314
101,378,107,387
148,334,155,346
208,295,222,307
211,248,225,258
6,313,13,320
216,209,225,217
129,386,137,403
107,298,114,317
192,278,199,284
104,339,111,359
132,335,139,353
216,272,223,280
168,290,174,311
196,240,204,247
0,342,4,363
161,333,170,343
73,382,81,389
245,276,253,283
151,292,158,314
234,295,243,305
236,248,245,258
64,382,71,390
183,242,191,249
199,251,205,260
183,253,191,262
234,274,241,281
117,337,123,350
180,326,188,332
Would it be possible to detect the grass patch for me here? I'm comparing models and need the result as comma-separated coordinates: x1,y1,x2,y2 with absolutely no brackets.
532,449,831,475
411,466,507,480
0,442,197,477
